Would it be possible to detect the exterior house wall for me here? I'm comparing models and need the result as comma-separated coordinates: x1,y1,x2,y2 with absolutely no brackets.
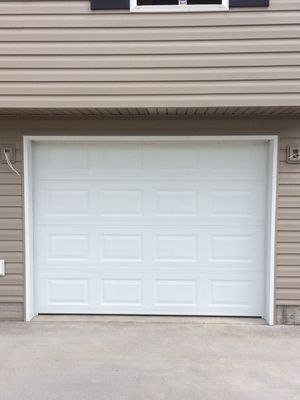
0,0,299,109
0,115,300,322
0,0,300,322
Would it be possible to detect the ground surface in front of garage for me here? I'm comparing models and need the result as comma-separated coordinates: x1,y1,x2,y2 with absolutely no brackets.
0,318,299,400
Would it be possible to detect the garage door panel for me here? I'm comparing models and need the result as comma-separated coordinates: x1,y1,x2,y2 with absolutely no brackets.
100,189,143,216
210,280,253,307
36,229,93,267
206,182,266,221
207,274,264,315
145,142,266,179
150,144,199,172
155,234,198,262
36,180,265,225
101,143,143,171
100,234,143,262
153,280,197,308
34,140,267,316
46,233,90,261
101,279,143,306
37,274,94,313
203,227,265,269
34,141,267,180
36,181,91,222
36,226,263,272
155,189,198,216
37,271,262,316
34,142,90,179
47,278,90,305
46,190,89,217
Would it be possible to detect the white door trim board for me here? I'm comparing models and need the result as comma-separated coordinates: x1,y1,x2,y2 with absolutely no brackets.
24,138,35,322
23,135,278,324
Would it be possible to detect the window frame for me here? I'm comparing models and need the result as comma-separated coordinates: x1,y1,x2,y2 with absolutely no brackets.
130,0,229,12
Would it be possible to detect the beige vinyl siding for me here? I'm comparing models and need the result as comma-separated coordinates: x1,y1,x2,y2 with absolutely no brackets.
0,304,24,320
0,0,299,108
0,115,300,320
0,134,23,319
277,137,300,305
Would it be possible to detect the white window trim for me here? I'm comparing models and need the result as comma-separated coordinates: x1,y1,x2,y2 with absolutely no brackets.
24,135,277,325
130,0,229,12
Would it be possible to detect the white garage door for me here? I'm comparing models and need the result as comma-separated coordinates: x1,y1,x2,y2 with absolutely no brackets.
33,139,267,316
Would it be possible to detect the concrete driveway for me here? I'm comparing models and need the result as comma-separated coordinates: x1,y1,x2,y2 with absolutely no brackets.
0,318,300,400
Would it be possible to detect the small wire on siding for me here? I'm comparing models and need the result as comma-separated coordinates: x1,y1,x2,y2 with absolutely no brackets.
288,153,300,161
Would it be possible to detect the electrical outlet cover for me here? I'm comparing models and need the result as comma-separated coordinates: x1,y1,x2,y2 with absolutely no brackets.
0,260,5,276
0,145,16,164
287,145,300,164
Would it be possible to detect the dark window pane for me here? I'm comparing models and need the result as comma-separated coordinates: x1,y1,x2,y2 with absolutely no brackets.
137,0,223,5
137,0,178,5
187,0,222,4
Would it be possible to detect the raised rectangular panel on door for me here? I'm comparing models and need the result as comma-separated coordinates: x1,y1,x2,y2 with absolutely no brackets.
33,140,268,316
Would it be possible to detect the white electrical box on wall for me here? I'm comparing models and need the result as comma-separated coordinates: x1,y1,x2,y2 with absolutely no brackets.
287,145,300,164
0,145,16,164
0,260,5,276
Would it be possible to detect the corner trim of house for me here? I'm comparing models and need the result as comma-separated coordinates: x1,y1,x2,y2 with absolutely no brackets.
24,137,35,321
23,135,278,324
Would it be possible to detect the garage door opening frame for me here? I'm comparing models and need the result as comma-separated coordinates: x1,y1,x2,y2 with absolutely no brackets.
23,135,278,324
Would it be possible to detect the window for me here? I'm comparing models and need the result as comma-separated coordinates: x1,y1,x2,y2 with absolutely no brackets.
130,0,229,12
